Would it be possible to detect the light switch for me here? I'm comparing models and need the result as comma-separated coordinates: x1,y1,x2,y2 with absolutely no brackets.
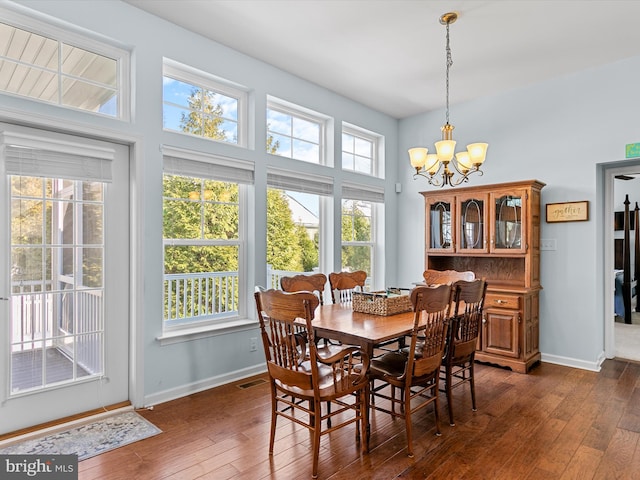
540,239,557,251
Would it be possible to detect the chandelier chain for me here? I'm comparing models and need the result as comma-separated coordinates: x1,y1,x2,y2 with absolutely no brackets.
445,21,453,125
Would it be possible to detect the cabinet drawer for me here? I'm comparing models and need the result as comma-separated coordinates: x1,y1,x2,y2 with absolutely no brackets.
485,293,520,310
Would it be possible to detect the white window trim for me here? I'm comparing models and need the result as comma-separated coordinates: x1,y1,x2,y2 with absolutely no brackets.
341,194,384,291
266,96,331,165
266,169,333,283
163,58,249,148
0,4,131,121
342,122,384,178
161,148,251,339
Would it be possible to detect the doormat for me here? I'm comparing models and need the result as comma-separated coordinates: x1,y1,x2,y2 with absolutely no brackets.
0,411,161,461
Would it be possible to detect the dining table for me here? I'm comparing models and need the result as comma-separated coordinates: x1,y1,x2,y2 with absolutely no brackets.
300,302,416,359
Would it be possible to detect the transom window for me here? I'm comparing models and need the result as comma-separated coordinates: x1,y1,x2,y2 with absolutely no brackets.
267,98,327,164
163,59,247,146
342,123,382,177
0,12,129,118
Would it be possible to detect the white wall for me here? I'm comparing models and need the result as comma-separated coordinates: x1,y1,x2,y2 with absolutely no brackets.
398,55,640,370
5,0,399,407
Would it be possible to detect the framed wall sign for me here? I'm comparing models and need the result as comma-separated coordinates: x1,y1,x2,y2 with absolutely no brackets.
546,201,589,223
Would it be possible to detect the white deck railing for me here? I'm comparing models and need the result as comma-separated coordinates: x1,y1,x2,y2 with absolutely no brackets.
266,265,320,290
10,281,103,375
164,271,239,326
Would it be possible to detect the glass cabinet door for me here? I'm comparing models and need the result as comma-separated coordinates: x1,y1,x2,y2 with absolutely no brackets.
492,189,527,252
457,194,488,252
425,195,455,252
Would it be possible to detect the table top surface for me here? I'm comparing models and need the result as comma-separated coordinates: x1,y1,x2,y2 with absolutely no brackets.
302,302,416,345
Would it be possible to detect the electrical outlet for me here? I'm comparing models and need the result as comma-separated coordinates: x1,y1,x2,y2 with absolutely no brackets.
250,337,257,352
540,239,557,251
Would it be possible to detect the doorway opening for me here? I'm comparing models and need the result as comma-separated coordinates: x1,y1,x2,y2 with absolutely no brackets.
602,161,640,362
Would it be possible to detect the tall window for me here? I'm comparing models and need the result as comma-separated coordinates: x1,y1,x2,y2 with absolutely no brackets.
162,147,252,330
342,123,383,177
266,97,327,164
163,59,248,146
0,13,129,118
341,199,373,275
266,168,332,287
341,183,384,281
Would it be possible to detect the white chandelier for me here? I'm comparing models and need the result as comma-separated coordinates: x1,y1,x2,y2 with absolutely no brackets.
409,12,488,188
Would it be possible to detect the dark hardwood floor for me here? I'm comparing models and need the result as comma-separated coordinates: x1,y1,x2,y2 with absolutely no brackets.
77,359,640,479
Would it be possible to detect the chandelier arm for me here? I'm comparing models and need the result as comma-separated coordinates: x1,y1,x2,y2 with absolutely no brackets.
413,169,444,187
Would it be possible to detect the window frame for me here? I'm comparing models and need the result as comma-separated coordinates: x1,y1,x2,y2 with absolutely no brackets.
341,122,384,178
266,96,330,165
0,5,131,120
163,58,249,148
266,167,334,283
340,182,385,288
161,146,252,337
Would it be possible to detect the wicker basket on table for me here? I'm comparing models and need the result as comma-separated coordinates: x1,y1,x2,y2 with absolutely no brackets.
352,290,412,316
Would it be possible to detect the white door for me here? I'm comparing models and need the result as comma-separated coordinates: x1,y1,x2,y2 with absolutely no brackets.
0,124,130,434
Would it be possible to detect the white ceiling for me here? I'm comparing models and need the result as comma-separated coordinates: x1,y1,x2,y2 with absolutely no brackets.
124,0,640,119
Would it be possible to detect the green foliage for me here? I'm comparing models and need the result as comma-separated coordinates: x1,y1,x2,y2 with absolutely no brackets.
267,126,280,155
265,189,320,273
341,200,372,274
166,90,314,282
180,89,228,141
10,176,104,288
266,189,300,270
296,224,318,272
163,175,239,274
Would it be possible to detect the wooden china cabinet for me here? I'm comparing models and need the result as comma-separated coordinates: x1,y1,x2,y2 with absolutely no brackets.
422,179,545,373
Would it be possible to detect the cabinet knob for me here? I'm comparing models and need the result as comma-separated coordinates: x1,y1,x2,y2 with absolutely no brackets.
482,318,487,324
496,299,507,304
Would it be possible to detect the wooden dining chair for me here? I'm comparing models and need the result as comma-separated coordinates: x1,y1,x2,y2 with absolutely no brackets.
440,278,487,426
423,269,475,285
280,273,328,305
368,284,452,457
280,272,344,374
329,270,367,303
254,288,370,479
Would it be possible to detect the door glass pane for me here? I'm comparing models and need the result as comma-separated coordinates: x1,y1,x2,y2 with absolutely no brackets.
495,194,522,249
460,198,484,249
10,176,105,394
429,201,451,248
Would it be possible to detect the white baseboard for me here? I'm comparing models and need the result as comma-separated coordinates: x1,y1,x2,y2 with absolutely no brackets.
142,364,267,408
541,351,606,372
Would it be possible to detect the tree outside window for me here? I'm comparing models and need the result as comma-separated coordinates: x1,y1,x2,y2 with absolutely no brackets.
341,199,372,275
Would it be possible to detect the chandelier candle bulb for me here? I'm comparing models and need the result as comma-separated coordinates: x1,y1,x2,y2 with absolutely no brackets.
409,147,429,169
467,142,489,166
426,154,440,174
455,151,472,173
435,139,456,162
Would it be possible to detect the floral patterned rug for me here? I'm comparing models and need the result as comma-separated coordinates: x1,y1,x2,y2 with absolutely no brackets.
0,411,161,460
